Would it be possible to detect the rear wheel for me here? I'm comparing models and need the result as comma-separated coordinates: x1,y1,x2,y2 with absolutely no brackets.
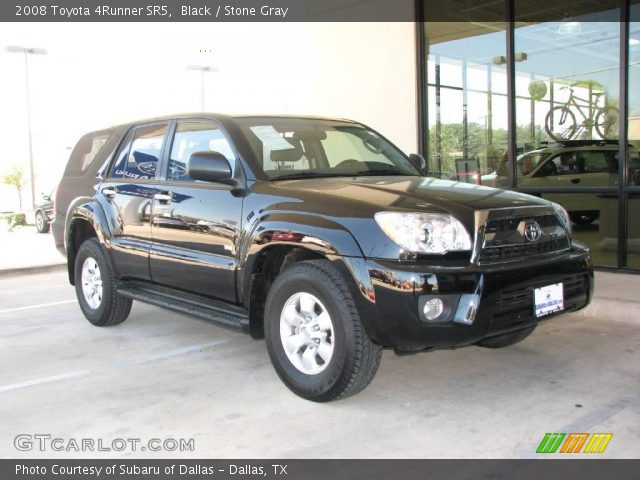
476,325,536,348
74,238,132,326
264,260,382,402
35,211,49,233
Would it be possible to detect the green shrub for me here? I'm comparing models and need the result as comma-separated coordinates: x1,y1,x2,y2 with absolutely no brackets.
6,212,26,227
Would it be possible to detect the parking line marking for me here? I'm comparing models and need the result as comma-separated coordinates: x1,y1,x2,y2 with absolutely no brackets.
0,340,229,393
0,300,76,314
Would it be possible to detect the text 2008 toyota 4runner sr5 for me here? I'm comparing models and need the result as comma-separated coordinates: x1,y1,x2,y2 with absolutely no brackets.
54,114,593,401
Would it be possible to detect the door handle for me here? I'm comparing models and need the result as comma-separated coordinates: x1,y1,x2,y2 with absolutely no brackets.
102,187,116,198
154,192,173,203
570,178,581,184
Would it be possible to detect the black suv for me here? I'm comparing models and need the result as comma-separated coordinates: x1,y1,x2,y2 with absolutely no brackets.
58,114,593,401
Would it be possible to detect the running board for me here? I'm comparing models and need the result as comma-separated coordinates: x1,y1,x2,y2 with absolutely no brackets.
117,281,250,332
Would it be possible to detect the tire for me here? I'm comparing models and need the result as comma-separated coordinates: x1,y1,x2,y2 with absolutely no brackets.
74,238,132,326
570,212,598,226
545,106,577,141
595,106,619,139
264,260,382,402
476,325,536,349
35,211,50,233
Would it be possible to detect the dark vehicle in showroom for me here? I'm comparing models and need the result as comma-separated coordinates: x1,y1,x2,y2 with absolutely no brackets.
55,114,594,401
34,191,54,233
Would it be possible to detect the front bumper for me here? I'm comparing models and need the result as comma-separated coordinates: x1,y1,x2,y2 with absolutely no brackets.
360,246,593,351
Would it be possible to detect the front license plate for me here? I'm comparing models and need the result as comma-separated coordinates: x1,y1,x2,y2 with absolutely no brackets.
534,283,564,318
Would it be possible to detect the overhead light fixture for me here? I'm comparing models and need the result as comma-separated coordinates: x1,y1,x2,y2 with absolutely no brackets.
514,52,528,62
557,22,582,36
492,53,526,65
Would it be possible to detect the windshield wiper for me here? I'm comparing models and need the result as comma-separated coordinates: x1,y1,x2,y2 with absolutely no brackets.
352,169,411,176
271,169,413,181
270,171,355,181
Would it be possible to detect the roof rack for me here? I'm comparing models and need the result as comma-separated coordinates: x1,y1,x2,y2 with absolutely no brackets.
549,139,620,147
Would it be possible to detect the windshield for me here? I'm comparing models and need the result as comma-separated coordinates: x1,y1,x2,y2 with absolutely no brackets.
236,117,419,180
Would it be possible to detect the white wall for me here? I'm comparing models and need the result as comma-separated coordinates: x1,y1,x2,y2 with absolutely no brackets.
0,22,418,211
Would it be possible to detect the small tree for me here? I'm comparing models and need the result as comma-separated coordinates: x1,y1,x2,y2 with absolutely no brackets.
2,165,27,212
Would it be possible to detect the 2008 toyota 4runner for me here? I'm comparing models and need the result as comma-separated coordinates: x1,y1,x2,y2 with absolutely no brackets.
55,114,593,401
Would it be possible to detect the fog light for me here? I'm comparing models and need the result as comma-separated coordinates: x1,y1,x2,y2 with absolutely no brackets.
423,298,444,321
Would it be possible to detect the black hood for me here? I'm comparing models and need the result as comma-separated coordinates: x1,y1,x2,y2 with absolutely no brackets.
261,176,553,259
270,176,549,222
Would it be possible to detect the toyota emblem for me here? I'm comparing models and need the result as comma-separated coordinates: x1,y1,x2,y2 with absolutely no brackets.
524,221,542,242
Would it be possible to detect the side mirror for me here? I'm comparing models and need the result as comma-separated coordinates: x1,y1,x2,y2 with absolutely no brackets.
409,153,427,176
188,151,232,183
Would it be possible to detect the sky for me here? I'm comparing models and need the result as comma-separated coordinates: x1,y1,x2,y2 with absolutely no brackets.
0,22,306,208
0,22,417,211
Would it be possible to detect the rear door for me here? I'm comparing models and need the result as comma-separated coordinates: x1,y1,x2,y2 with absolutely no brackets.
149,119,242,302
100,122,169,280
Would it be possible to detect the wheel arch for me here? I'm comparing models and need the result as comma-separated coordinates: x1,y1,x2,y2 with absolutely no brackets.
65,198,112,285
239,216,377,341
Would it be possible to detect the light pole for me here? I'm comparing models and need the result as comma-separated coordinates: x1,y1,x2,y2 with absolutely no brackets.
186,65,218,111
6,45,47,211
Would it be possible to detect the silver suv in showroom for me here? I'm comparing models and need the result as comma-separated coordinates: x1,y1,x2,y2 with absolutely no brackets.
485,141,640,225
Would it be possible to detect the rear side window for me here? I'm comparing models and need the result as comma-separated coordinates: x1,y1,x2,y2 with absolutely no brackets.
110,124,168,180
579,151,609,173
64,131,111,177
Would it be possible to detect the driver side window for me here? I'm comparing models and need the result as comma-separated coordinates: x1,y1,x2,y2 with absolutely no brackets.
538,152,578,177
168,121,236,182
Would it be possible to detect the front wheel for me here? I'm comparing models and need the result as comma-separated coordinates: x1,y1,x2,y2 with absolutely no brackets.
595,106,619,139
264,260,382,402
74,238,132,326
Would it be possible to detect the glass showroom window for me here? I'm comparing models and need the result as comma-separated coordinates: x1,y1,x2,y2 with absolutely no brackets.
629,1,640,267
514,1,621,267
424,21,508,186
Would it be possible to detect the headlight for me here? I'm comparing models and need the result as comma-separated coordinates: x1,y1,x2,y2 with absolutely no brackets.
374,212,472,254
551,202,572,235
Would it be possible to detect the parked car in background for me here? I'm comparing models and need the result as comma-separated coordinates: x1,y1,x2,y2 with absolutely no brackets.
57,113,593,402
34,191,54,233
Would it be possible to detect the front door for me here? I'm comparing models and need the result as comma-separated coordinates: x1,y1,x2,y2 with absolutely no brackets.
100,122,169,280
149,119,242,302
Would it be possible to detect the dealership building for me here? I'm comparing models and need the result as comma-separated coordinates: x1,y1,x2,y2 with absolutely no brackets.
414,0,639,271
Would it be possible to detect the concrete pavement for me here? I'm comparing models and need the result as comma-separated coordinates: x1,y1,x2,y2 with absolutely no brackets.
0,225,64,274
0,271,639,458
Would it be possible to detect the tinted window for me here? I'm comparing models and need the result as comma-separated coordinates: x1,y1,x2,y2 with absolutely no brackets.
65,131,111,176
168,121,236,182
110,124,167,180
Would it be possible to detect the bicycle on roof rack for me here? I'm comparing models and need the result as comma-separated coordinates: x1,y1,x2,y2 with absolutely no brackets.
544,86,619,142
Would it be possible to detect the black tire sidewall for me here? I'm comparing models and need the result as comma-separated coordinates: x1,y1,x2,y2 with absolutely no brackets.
264,267,358,401
74,239,114,326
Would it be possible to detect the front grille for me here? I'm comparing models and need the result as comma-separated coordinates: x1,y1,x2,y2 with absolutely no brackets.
480,236,570,263
485,214,560,235
494,274,587,314
478,213,570,264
